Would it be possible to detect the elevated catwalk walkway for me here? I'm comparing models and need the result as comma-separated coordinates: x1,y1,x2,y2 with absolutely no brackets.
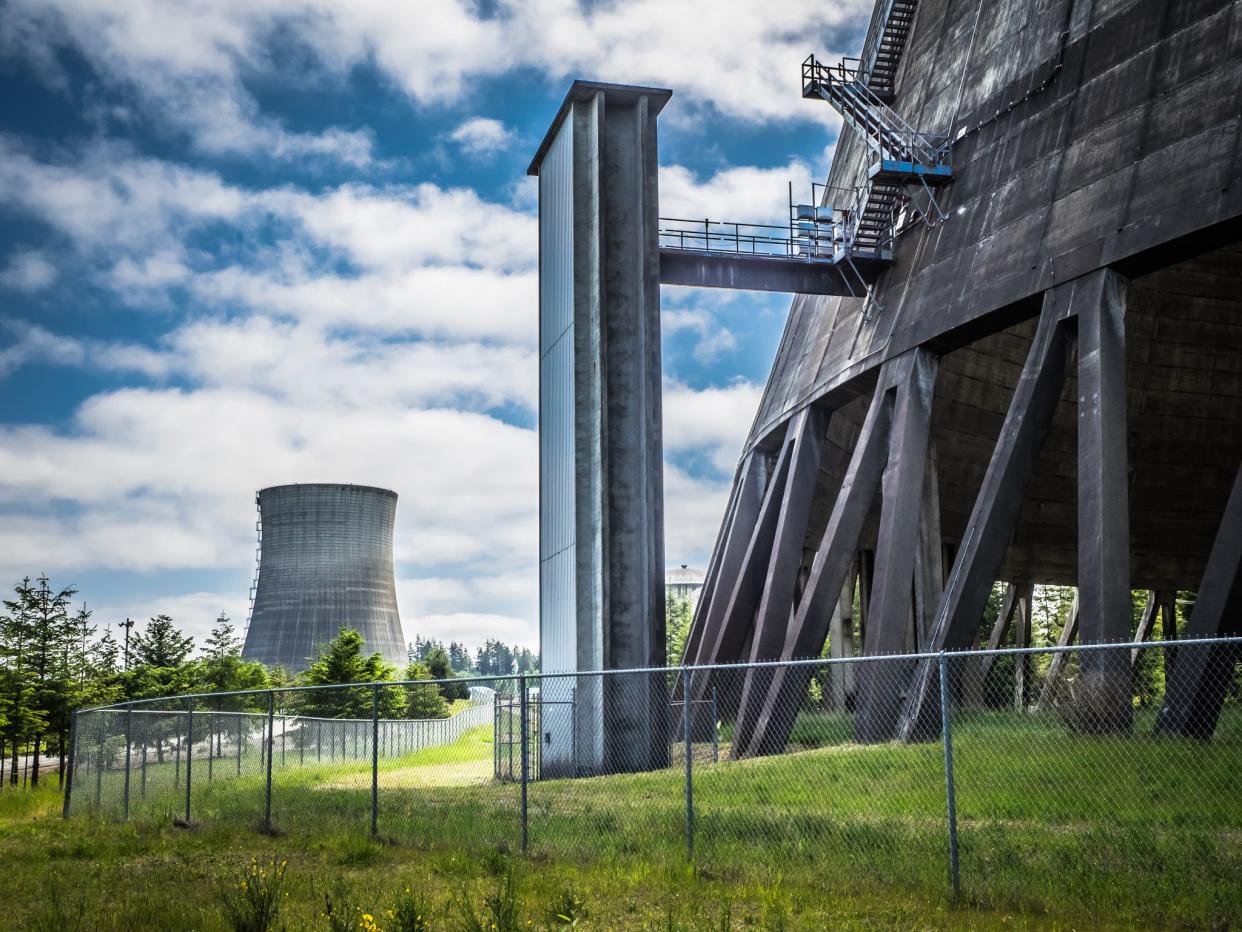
659,52,951,297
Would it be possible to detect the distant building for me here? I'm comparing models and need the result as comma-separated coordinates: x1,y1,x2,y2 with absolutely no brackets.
242,483,406,674
666,564,706,610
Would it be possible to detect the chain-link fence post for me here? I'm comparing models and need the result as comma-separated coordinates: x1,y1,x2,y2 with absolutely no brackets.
61,709,78,820
371,683,380,837
184,699,193,823
264,691,275,831
519,672,528,853
123,706,133,821
937,651,961,896
685,668,694,859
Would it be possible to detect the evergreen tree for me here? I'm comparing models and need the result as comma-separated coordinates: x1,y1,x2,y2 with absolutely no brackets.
403,661,449,719
296,628,403,718
131,614,194,669
195,613,269,711
666,594,694,665
425,647,468,701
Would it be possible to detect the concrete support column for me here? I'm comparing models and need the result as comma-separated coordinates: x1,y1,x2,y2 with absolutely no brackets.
856,349,939,743
828,572,857,710
530,81,672,775
1075,268,1133,733
897,286,1076,740
730,408,828,739
733,366,896,758
1157,461,1242,739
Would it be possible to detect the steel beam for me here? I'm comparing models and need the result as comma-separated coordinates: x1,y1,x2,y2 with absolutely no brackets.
1076,268,1133,733
855,349,939,743
897,288,1076,740
729,408,829,744
732,364,899,758
1130,591,1159,669
1156,461,1242,739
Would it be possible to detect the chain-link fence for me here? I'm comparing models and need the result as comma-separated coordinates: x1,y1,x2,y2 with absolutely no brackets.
64,639,1242,911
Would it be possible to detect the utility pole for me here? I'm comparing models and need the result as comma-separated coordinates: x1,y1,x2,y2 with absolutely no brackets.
118,617,134,671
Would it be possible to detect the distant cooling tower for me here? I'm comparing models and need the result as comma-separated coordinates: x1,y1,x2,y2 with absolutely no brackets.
242,483,406,673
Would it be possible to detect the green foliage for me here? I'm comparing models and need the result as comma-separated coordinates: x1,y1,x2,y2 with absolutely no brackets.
219,856,287,932
131,614,194,669
551,887,586,926
196,614,270,711
456,869,519,932
666,593,694,665
424,648,469,702
296,628,404,719
402,662,449,720
387,888,433,932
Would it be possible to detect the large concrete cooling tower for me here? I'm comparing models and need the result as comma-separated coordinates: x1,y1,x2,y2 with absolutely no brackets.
241,483,406,673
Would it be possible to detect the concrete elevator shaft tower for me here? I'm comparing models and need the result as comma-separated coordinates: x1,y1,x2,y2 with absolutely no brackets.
528,82,671,776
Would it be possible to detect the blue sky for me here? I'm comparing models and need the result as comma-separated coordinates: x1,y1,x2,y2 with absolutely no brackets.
0,0,863,652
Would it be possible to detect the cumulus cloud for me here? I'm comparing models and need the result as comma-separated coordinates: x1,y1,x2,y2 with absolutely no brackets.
663,379,763,474
2,0,863,166
448,117,516,157
0,251,56,291
0,121,796,651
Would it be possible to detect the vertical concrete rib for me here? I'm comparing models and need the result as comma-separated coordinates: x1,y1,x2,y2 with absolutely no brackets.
854,349,939,743
1075,268,1133,732
730,407,828,747
734,366,895,758
898,292,1076,740
1157,461,1242,739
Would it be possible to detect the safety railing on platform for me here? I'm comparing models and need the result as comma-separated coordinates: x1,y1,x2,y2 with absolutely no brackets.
64,639,1242,916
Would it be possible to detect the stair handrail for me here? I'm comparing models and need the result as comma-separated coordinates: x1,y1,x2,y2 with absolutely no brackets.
802,55,950,167
858,0,907,88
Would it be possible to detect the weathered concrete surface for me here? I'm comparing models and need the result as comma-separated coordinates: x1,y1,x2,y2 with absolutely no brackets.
733,0,1242,592
683,0,1242,750
530,82,671,774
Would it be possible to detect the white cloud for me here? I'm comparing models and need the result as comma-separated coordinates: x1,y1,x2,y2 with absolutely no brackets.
660,159,816,228
2,0,864,167
0,250,56,291
448,117,516,157
0,320,171,380
663,379,763,473
0,135,795,656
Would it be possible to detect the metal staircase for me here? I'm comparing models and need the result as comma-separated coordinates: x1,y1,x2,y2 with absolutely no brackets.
860,0,919,100
801,54,953,261
803,56,951,181
244,494,261,640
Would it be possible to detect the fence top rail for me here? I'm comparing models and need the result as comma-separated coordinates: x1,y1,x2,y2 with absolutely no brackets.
77,636,1242,714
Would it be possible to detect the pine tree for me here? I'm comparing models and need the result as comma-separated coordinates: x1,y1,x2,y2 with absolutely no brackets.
425,647,468,701
403,661,449,719
131,615,194,669
296,628,403,718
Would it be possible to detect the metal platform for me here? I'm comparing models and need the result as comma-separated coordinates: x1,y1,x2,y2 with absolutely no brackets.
657,216,887,296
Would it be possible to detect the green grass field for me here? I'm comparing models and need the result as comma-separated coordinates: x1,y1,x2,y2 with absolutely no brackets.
4,707,1239,929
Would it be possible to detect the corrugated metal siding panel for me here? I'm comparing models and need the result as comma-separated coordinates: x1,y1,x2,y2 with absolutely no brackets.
538,120,576,678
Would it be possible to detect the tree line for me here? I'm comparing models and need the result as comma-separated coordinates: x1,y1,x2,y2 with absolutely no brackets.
0,575,538,791
407,635,538,678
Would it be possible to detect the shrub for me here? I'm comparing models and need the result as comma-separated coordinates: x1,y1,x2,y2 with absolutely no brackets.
219,856,287,932
388,887,433,932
